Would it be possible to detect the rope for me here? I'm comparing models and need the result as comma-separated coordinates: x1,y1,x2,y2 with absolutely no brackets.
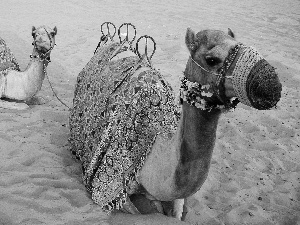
44,65,71,110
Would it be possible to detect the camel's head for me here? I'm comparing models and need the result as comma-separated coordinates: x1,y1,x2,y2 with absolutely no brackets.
32,26,57,54
183,28,282,111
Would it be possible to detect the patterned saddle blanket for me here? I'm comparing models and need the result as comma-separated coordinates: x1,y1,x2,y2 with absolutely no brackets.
69,40,180,212
0,38,20,97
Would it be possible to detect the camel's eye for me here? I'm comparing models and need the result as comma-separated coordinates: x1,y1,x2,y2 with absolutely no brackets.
50,32,55,37
205,56,221,66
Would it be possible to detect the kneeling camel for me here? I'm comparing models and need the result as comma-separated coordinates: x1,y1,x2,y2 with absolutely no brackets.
69,25,282,224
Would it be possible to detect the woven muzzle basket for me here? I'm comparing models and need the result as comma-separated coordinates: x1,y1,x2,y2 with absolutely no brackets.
231,46,282,110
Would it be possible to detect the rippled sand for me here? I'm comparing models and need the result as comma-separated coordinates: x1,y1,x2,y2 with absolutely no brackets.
0,0,299,224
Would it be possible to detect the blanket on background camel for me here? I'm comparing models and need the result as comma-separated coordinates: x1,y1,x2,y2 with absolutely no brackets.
0,38,20,97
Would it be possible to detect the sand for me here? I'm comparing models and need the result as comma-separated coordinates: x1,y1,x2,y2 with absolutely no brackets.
0,0,299,224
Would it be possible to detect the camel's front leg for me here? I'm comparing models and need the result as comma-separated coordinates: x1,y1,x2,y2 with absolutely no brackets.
109,194,191,225
128,193,164,214
128,194,187,221
109,211,191,225
173,198,185,220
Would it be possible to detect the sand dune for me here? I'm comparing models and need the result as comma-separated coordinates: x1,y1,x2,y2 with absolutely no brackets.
0,0,299,224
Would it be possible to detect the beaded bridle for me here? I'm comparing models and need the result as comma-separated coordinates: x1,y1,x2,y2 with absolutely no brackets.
179,43,244,111
31,27,55,62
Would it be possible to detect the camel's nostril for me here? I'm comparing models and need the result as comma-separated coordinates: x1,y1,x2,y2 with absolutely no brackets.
246,59,282,110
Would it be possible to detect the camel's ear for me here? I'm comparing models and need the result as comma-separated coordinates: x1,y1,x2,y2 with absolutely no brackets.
185,27,197,53
32,26,36,38
228,28,235,38
53,26,57,35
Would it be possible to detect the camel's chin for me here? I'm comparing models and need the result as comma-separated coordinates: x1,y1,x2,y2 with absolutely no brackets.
36,46,51,54
34,41,51,51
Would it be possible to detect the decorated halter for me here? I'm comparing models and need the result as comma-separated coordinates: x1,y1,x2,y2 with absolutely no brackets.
180,43,243,112
180,43,282,111
31,27,55,62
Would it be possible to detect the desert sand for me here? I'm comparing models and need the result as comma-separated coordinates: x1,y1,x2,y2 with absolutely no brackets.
0,0,299,224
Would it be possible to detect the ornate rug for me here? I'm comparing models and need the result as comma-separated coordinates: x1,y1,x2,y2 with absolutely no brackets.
0,38,20,97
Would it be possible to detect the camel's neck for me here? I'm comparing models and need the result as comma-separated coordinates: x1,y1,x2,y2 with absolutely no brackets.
139,57,224,200
140,100,222,201
3,48,50,101
25,47,49,73
174,102,221,197
22,48,49,98
171,59,221,196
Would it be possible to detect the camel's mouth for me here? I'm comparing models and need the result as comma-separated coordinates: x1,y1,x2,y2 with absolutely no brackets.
34,41,53,54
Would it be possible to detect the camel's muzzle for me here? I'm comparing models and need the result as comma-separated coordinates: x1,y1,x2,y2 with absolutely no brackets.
36,44,51,54
231,46,282,110
181,43,282,111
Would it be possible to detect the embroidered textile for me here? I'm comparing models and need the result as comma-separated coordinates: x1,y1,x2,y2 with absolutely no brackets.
0,38,20,97
69,42,180,212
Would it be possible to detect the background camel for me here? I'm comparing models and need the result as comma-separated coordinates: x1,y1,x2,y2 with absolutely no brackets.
69,25,281,225
0,25,57,110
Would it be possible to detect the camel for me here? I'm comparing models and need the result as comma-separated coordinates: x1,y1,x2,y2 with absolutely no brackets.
0,25,57,110
69,25,282,225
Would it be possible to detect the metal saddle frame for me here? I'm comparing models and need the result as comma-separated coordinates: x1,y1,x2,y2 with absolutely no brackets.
94,22,156,68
